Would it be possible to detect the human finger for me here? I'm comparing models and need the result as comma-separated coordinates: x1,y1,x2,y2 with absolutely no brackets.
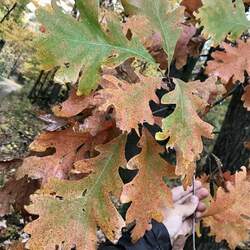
195,188,209,201
175,196,199,218
173,181,202,202
197,202,206,213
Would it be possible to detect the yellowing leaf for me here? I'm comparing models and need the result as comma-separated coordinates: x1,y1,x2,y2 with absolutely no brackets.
121,129,175,241
97,74,161,134
24,135,127,250
202,167,250,249
37,0,154,95
206,40,250,84
156,78,215,183
196,0,250,44
124,0,184,69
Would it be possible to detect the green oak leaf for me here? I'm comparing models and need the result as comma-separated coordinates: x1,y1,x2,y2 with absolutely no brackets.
196,0,250,44
24,135,127,250
155,78,214,175
122,0,184,70
37,0,154,95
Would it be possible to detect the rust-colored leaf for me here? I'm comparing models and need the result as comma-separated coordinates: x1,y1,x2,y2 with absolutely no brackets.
97,74,161,134
123,17,168,69
121,129,176,241
52,88,96,118
24,135,127,250
242,84,250,111
181,0,202,13
0,177,40,217
16,127,117,183
77,111,115,136
206,40,250,84
202,167,250,249
174,24,197,69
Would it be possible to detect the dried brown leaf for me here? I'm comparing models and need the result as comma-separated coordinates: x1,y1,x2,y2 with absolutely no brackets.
121,129,176,240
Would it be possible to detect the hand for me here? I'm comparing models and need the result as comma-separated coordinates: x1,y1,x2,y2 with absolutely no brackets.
162,181,209,248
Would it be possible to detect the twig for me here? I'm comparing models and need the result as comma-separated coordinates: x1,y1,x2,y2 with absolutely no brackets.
210,83,240,109
0,2,17,23
192,172,196,250
152,106,172,115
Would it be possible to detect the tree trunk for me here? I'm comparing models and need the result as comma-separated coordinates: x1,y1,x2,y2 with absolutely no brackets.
211,85,250,172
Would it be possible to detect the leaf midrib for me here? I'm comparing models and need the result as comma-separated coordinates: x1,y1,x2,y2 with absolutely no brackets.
54,36,154,63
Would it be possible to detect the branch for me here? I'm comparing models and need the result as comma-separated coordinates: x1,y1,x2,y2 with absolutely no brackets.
0,2,17,24
210,83,241,109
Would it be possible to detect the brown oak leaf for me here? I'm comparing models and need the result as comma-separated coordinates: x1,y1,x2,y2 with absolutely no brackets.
52,88,97,117
174,24,197,69
97,74,161,134
181,0,202,13
202,167,250,249
0,177,40,217
206,40,250,84
242,84,250,111
121,129,176,241
16,127,117,183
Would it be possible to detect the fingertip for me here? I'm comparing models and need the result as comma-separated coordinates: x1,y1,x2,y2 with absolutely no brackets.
197,188,209,200
197,202,206,212
195,211,203,219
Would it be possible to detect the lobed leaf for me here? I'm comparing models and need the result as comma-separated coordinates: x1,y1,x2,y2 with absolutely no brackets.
24,135,127,250
97,74,161,134
181,0,202,14
36,0,154,95
16,127,118,183
196,0,250,45
242,85,250,111
121,129,176,241
206,40,250,84
156,78,216,185
123,0,184,70
0,177,40,217
202,167,250,249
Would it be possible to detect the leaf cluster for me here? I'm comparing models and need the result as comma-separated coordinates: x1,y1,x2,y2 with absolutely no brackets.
0,0,250,249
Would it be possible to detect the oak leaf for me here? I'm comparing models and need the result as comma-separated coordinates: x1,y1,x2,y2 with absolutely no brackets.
242,85,250,111
121,129,175,241
16,127,117,183
174,24,197,69
206,40,250,84
202,167,250,249
156,78,215,184
37,0,154,95
196,0,250,44
124,0,184,69
52,88,96,117
24,135,127,250
77,111,115,136
97,74,161,134
0,177,40,217
181,0,202,13
124,19,203,70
